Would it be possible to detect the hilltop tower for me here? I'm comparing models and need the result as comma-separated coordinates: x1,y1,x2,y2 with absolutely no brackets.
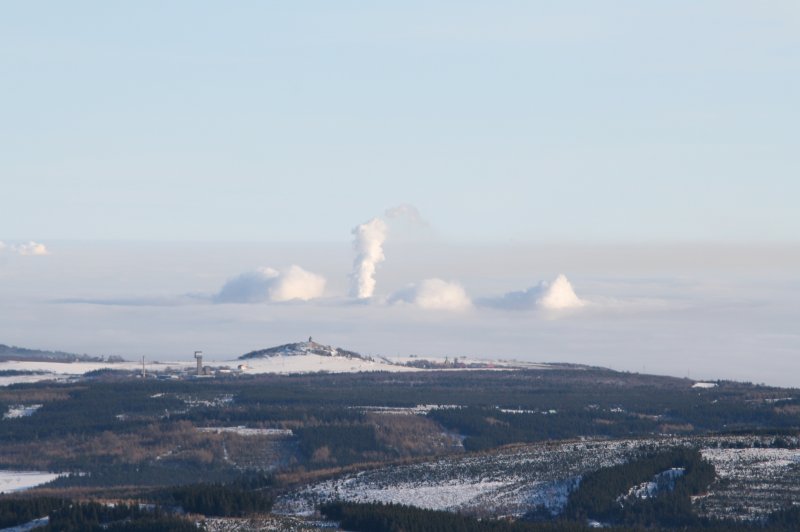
194,351,203,376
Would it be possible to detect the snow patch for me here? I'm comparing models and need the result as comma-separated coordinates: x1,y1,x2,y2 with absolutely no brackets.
3,404,43,419
620,468,685,502
0,471,62,494
198,427,294,437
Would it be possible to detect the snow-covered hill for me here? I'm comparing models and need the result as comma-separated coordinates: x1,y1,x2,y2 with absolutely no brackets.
0,340,588,385
0,359,184,386
239,340,368,361
0,343,107,363
236,340,411,374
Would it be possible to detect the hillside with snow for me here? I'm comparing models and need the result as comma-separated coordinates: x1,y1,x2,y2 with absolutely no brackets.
239,340,368,361
0,343,107,363
236,340,412,374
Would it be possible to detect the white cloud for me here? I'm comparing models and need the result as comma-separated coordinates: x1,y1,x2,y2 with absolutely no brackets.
215,265,326,304
388,278,472,311
481,274,585,311
538,274,584,310
0,241,49,256
15,241,49,256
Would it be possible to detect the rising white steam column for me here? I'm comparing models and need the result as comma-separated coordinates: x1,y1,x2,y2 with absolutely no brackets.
349,217,388,299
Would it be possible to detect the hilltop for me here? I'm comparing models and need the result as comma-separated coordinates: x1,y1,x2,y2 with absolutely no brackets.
239,340,371,362
0,343,114,363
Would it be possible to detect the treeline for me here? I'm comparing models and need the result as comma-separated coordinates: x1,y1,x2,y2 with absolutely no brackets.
44,502,195,532
0,475,275,529
0,497,67,528
428,406,656,450
0,500,194,532
561,447,715,526
295,424,383,464
178,403,365,426
169,475,274,517
321,501,693,531
321,501,602,532
47,461,236,488
0,384,184,442
321,501,800,532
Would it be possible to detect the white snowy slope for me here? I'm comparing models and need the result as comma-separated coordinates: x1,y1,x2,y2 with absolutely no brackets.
234,341,417,374
0,471,62,494
0,340,560,384
234,353,419,374
387,355,555,370
0,360,185,386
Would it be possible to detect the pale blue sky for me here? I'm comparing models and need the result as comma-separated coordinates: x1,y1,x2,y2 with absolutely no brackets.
2,2,798,242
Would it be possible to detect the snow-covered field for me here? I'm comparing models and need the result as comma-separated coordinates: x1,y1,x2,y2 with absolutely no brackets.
237,354,417,375
0,470,62,494
697,447,800,520
353,404,460,415
0,360,185,386
621,468,685,501
0,352,562,386
274,440,643,518
1,516,50,532
386,355,554,368
276,435,800,521
198,427,294,437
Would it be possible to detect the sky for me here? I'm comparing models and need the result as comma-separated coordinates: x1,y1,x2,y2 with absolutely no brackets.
1,3,799,386
2,1,798,242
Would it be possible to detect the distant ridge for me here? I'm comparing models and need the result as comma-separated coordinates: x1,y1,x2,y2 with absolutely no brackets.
239,340,370,361
0,344,112,363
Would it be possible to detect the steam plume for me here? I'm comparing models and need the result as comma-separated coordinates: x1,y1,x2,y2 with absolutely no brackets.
349,217,388,299
384,204,428,226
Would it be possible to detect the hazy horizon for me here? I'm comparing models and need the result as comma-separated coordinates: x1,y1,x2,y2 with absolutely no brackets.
2,3,798,387
1,239,797,387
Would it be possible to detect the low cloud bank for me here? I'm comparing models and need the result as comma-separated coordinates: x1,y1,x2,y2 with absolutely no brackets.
388,278,472,311
481,274,585,311
0,241,49,256
215,266,326,304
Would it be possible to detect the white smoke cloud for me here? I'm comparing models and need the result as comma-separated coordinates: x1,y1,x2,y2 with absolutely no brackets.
0,241,49,256
481,274,585,311
349,218,388,299
388,278,472,311
215,265,326,304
